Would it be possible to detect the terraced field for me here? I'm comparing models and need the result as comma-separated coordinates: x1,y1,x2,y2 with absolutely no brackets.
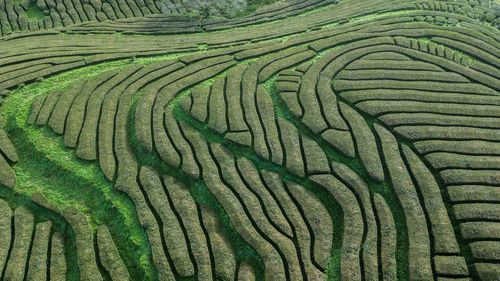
0,0,499,280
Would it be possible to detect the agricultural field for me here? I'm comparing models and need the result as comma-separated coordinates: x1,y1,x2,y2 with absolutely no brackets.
0,0,499,280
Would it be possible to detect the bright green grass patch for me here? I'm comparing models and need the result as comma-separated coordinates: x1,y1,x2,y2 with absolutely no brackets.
0,48,189,281
0,55,190,280
26,2,45,20
3,88,156,280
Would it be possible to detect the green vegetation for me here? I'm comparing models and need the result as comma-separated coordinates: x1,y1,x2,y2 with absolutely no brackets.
0,0,498,280
26,2,44,20
0,60,165,280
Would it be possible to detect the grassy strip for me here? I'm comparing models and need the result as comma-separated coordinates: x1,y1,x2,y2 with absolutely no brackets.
10,99,154,280
127,89,266,280
0,56,186,280
26,3,45,20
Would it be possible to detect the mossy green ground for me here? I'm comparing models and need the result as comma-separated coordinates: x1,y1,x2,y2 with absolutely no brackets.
0,57,182,280
26,3,45,20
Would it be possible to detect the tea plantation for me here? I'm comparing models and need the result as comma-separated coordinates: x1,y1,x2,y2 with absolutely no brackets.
0,0,498,280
